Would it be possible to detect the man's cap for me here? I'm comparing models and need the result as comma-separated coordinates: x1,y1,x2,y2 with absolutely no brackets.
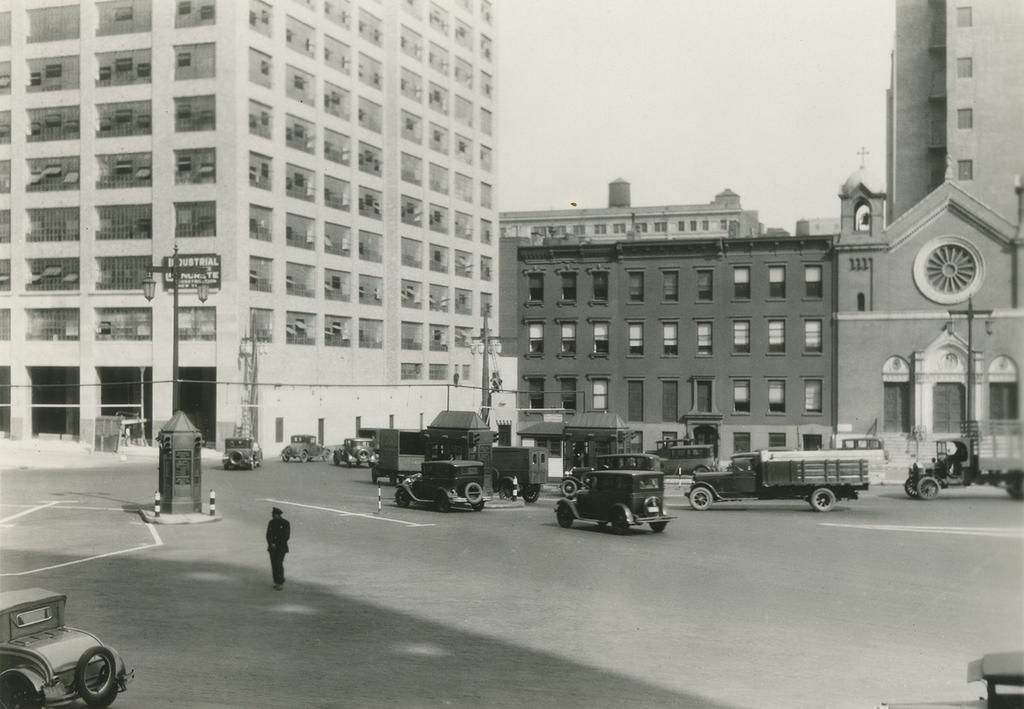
272,507,283,515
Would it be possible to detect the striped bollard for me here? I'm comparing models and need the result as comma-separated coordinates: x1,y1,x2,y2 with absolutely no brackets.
154,491,161,518
209,489,216,516
377,484,382,514
512,476,519,500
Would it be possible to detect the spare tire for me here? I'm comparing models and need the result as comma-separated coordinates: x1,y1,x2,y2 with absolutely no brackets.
75,646,118,708
463,481,483,504
357,449,369,462
229,451,243,466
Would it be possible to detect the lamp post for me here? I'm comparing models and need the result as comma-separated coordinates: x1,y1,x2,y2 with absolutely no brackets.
142,243,209,414
947,295,994,423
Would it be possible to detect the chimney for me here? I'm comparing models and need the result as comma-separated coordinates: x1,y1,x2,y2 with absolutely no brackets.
608,178,631,208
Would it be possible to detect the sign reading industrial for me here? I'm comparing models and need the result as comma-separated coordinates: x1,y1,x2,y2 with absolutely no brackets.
161,253,221,289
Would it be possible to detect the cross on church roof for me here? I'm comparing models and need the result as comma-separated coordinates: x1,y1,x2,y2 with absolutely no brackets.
857,146,870,169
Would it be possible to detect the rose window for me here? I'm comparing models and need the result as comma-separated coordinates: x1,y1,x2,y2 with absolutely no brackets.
925,243,976,295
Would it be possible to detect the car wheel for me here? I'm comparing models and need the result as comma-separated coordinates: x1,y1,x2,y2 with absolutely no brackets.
0,672,42,709
75,646,119,708
649,521,668,533
435,490,452,513
522,485,541,504
299,450,309,463
555,503,574,528
916,476,940,500
808,487,836,512
610,508,630,534
903,478,920,498
394,488,411,508
282,454,291,463
498,478,514,500
688,486,713,511
560,478,580,499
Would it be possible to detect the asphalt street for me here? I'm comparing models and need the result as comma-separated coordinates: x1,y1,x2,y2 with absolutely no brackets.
1,454,1021,709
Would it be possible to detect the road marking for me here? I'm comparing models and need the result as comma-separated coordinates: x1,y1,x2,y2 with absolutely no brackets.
0,501,61,524
263,498,435,528
820,523,1024,539
0,521,163,577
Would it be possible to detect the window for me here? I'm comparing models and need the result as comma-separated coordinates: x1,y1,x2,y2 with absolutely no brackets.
27,208,79,242
0,261,8,290
696,322,713,356
454,173,472,201
957,57,973,78
285,114,315,153
957,108,973,130
358,9,382,45
359,142,383,176
429,123,449,153
768,380,786,413
359,98,383,132
286,15,316,57
694,380,713,413
95,152,151,189
401,25,424,59
628,323,644,355
733,266,750,299
174,148,216,185
249,152,272,190
659,271,680,302
805,380,823,414
324,35,351,75
249,204,272,242
325,0,352,28
429,322,448,349
96,101,150,138
561,272,577,301
175,95,215,132
733,432,751,453
628,272,645,303
358,53,383,90
526,273,544,301
175,43,216,80
325,129,351,166
29,5,80,42
175,202,216,238
286,311,316,345
401,195,423,227
767,432,787,449
768,266,786,298
248,308,273,342
325,315,352,347
27,157,80,192
250,0,271,36
480,34,493,61
0,111,8,144
286,65,315,105
359,231,383,263
455,96,473,127
768,319,786,353
285,262,315,297
804,265,823,298
655,322,678,356
28,56,80,92
403,111,423,143
359,275,383,305
323,176,350,211
401,280,422,308
956,6,972,27
558,378,578,412
249,256,273,292
481,219,493,244
401,238,422,268
401,363,422,380
323,82,351,120
590,271,609,301
733,380,750,413
958,160,973,181
480,256,493,281
323,222,351,258
592,379,608,412
401,322,423,350
285,213,314,250
455,212,473,240
453,250,473,278
178,307,216,341
455,135,473,164
28,106,80,142
97,204,151,240
27,258,81,291
95,256,148,291
248,100,272,139
593,322,609,355
733,320,750,354
696,270,714,301
27,309,79,341
627,381,644,421
177,0,216,27
285,164,315,201
528,323,544,354
802,319,823,354
561,321,577,352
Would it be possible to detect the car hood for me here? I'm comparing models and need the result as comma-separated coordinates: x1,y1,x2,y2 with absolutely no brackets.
7,627,105,674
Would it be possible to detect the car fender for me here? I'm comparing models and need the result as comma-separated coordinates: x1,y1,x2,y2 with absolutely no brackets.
555,498,580,519
1,666,48,694
688,482,717,500
612,502,635,525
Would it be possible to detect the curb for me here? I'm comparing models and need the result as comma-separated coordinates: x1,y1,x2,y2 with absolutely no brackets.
138,509,221,525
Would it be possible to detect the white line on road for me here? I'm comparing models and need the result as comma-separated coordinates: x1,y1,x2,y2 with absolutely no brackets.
263,498,435,527
820,523,1024,539
0,501,61,524
0,522,163,577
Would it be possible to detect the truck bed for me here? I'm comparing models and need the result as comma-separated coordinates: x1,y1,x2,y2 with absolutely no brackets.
762,459,869,488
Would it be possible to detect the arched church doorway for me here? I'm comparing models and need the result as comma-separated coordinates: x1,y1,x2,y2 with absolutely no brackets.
933,382,965,433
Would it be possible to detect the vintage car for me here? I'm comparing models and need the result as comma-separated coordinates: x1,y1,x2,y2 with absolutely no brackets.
559,453,662,497
281,435,329,463
0,588,132,708
332,437,379,467
555,470,676,533
221,437,263,470
394,460,489,512
647,441,717,476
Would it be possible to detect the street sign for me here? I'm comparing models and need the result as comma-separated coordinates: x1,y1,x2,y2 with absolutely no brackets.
162,253,220,289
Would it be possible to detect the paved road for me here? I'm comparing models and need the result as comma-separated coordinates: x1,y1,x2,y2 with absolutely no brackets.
1,457,1021,709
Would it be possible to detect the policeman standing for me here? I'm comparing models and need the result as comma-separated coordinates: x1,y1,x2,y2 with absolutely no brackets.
266,507,290,590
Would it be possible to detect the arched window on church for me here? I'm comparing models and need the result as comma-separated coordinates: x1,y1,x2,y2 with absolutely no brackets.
854,201,871,232
857,293,866,311
988,356,1019,419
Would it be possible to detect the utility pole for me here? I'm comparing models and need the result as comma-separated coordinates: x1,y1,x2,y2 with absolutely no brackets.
947,295,993,423
472,306,500,424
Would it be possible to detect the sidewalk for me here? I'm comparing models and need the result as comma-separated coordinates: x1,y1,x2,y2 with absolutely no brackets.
0,437,223,472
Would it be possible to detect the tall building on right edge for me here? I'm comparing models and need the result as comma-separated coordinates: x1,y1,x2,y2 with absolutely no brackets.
886,0,1024,222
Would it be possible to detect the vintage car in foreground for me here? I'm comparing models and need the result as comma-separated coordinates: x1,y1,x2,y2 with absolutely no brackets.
555,470,676,533
394,460,489,512
333,437,378,467
281,434,329,463
0,588,132,708
221,437,263,469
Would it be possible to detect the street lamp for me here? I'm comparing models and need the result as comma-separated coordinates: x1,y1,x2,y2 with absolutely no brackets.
947,295,994,423
142,243,209,414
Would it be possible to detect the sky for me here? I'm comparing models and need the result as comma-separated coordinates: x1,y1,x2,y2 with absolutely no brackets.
495,0,896,232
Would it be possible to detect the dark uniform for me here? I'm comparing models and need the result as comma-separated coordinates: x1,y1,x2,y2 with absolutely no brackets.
266,507,291,589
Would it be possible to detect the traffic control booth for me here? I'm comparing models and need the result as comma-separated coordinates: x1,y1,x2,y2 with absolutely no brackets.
423,410,494,493
157,411,204,514
562,412,634,472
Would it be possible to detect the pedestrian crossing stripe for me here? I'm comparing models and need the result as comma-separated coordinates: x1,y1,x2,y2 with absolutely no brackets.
820,523,1023,539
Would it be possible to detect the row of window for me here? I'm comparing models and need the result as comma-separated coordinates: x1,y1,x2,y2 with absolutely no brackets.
526,265,825,304
8,306,213,342
525,319,825,357
521,377,824,419
523,218,739,239
401,0,493,27
8,150,214,192
11,1,213,44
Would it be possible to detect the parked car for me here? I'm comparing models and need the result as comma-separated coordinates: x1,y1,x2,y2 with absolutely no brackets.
222,437,263,469
490,445,548,503
281,435,329,463
648,441,716,475
0,587,133,708
333,437,379,467
560,453,662,497
555,470,675,533
394,460,489,512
